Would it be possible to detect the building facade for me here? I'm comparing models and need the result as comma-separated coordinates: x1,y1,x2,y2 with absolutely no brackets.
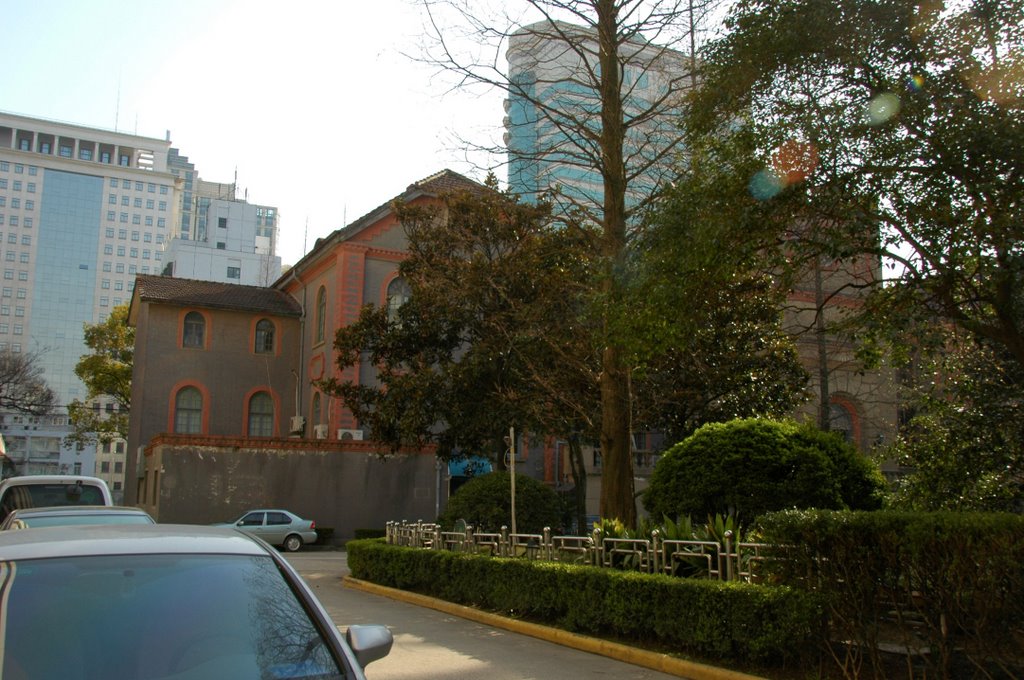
0,111,282,492
161,168,282,286
124,171,477,535
505,20,688,209
0,111,180,486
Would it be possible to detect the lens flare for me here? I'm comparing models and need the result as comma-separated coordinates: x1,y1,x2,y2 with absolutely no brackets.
772,139,819,186
867,93,901,125
907,74,925,92
749,169,784,201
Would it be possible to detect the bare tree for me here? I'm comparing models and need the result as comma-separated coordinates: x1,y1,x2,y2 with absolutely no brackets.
0,349,56,416
419,0,722,525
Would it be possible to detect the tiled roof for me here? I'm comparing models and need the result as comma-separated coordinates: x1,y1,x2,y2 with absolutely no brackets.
341,169,486,237
408,169,487,197
134,275,302,316
277,169,488,286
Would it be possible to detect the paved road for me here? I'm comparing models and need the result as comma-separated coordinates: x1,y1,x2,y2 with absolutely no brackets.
286,551,685,680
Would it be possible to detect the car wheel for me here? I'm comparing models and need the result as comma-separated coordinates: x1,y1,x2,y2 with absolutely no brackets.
283,534,303,552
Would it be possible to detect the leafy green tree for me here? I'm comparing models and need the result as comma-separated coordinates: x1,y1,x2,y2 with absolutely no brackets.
888,336,1024,511
319,178,601,531
686,0,1024,370
0,349,55,416
643,418,886,522
66,304,134,446
438,471,565,533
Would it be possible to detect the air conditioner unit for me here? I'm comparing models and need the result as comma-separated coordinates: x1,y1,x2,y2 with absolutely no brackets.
336,428,363,441
313,424,329,440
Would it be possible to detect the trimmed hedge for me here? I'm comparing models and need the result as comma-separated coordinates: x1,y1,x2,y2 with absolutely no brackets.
757,510,1024,678
347,538,823,667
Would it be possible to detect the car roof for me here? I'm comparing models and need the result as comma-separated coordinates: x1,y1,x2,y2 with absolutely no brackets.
0,475,108,487
8,505,149,517
0,524,270,560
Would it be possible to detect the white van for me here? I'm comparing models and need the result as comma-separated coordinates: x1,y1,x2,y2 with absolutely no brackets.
0,475,113,523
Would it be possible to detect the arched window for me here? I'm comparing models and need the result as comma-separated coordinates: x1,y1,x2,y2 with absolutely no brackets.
829,402,854,443
311,392,322,427
248,392,275,437
183,311,205,348
386,277,411,322
174,387,202,433
254,319,274,353
315,286,326,343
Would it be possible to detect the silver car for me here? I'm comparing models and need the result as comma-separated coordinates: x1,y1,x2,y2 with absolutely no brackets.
0,524,393,679
216,508,319,552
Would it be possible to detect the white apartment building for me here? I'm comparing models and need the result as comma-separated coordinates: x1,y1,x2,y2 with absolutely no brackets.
160,177,281,286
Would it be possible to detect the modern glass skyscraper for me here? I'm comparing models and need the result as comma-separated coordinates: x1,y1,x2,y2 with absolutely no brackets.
504,20,689,214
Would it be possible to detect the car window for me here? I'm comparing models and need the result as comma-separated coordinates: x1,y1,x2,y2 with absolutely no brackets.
0,554,346,679
0,483,108,520
24,514,154,528
239,512,265,526
267,512,291,525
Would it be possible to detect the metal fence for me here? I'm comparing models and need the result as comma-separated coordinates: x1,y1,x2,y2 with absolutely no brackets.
385,520,772,583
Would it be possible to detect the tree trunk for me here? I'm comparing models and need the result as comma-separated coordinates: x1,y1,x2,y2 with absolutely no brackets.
568,435,588,533
599,346,636,525
594,0,636,526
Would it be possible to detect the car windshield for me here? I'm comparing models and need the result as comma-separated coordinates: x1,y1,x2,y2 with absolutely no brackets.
20,513,154,528
0,553,345,680
5,483,107,509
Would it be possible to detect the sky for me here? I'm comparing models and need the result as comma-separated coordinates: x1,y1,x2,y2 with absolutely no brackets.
1,0,507,266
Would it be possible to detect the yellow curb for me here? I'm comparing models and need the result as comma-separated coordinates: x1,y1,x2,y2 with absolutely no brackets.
344,576,767,680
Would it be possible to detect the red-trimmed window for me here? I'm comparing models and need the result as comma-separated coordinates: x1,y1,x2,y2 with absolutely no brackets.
183,311,205,349
174,387,203,433
248,391,275,437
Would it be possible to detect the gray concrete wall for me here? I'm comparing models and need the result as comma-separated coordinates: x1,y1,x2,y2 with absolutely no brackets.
143,437,444,541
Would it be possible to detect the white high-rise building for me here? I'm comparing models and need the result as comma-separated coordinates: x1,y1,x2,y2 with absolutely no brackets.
161,158,281,286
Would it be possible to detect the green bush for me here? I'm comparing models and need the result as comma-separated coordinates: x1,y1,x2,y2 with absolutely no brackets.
346,538,823,667
642,418,885,522
757,510,1024,678
438,471,564,533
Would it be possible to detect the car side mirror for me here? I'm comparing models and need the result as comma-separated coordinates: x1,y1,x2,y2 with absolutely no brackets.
346,624,393,668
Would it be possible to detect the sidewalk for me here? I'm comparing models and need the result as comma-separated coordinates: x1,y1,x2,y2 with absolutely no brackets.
344,576,767,680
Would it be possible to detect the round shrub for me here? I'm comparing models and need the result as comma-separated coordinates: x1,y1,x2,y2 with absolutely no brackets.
438,471,563,533
642,418,885,523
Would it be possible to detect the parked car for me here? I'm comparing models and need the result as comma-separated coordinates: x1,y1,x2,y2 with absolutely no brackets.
0,504,155,530
215,508,318,552
0,524,393,679
0,475,113,523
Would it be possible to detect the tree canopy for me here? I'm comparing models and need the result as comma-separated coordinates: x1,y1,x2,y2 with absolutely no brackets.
0,349,55,416
320,178,601,457
67,304,134,446
687,0,1024,368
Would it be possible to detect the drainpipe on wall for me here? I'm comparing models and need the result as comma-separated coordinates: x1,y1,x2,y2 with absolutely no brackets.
286,266,307,437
